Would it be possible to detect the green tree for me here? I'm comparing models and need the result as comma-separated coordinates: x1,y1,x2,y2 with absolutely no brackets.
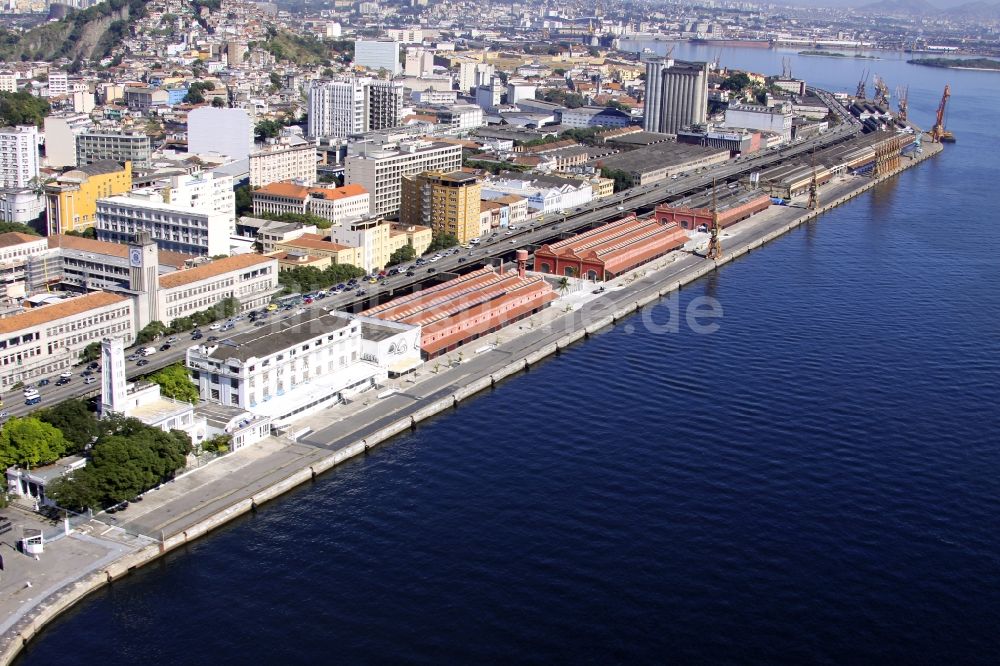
211,96,225,108
36,399,99,453
65,227,97,239
427,232,459,252
255,119,282,140
600,167,633,192
0,91,50,127
0,417,68,469
720,72,752,93
235,184,255,216
136,320,167,344
80,341,101,363
149,364,199,404
387,243,416,267
0,220,39,236
258,211,332,229
202,434,231,454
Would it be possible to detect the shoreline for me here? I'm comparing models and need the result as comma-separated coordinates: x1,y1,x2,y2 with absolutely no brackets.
0,141,945,666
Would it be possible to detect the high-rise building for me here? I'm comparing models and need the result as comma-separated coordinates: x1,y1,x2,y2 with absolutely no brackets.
345,140,463,218
43,113,93,168
401,171,482,244
365,80,405,132
404,47,435,76
249,135,318,187
459,61,495,94
100,335,128,416
642,58,709,135
0,125,39,189
354,39,401,76
307,79,404,138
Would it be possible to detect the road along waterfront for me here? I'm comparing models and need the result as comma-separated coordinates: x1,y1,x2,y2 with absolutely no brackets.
0,141,944,666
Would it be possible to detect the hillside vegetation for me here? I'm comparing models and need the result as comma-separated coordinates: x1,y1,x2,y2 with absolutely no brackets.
0,0,148,63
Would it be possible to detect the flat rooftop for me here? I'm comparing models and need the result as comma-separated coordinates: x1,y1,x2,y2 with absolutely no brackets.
595,142,729,174
203,310,354,363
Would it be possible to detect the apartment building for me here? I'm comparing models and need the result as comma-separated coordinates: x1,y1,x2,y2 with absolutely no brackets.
76,132,152,170
45,160,133,235
307,78,404,139
0,232,48,298
161,170,236,224
249,135,317,187
345,140,463,217
326,218,431,272
354,39,401,75
0,291,134,391
400,171,482,244
43,113,93,168
0,126,39,189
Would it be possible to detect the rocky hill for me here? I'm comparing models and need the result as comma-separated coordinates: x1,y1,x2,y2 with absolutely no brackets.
0,0,148,63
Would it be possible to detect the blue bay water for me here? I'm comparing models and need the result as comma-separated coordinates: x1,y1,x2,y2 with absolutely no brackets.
16,50,1000,664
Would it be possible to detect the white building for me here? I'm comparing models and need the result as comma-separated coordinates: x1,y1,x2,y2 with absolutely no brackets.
440,104,485,131
723,103,793,143
43,113,92,168
161,170,236,224
249,135,317,187
251,182,370,225
187,107,254,161
386,27,423,44
308,79,366,138
404,47,436,76
354,39,401,76
96,193,233,257
307,78,404,139
0,188,44,224
0,291,134,391
99,336,208,445
158,253,279,322
0,71,17,93
482,175,594,215
345,140,463,217
47,71,69,97
185,309,420,427
458,62,494,93
0,125,39,189
506,79,537,104
0,231,48,298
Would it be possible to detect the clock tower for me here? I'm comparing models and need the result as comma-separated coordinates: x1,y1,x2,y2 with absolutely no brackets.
128,231,161,332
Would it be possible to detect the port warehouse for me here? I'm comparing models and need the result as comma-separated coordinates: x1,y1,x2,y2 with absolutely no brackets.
362,265,557,359
533,214,690,280
655,188,773,231
749,131,908,199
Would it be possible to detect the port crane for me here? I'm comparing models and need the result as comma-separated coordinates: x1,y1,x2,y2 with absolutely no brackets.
931,84,955,143
895,85,909,123
807,153,819,211
856,69,869,99
706,180,723,260
873,74,890,107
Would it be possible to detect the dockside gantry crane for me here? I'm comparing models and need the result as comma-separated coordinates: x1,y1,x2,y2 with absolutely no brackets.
856,69,869,100
931,84,956,143
895,85,909,123
873,74,890,107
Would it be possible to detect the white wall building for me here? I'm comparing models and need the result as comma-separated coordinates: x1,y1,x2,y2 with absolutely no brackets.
43,113,92,168
386,27,423,44
404,47,436,76
482,176,594,215
0,71,17,93
458,62,494,93
187,107,254,161
96,193,233,257
308,79,366,138
0,126,39,189
723,103,793,143
0,291,134,391
47,71,69,97
162,170,236,224
345,140,463,217
186,310,418,427
354,39,401,76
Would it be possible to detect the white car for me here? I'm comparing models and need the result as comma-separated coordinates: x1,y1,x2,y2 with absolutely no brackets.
429,256,440,263
209,323,222,330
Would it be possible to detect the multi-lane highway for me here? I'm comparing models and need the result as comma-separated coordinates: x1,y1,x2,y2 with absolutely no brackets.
3,92,863,418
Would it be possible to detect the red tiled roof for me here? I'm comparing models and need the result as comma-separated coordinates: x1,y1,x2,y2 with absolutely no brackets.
0,232,43,248
47,235,193,268
158,254,274,289
0,292,128,335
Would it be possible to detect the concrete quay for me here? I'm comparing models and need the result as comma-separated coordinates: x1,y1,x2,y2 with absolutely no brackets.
0,141,943,666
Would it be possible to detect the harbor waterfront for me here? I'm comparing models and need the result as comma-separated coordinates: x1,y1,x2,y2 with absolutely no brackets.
0,141,945,664
9,50,1000,664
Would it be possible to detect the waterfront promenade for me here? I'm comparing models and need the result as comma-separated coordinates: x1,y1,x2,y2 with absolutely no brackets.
0,142,943,665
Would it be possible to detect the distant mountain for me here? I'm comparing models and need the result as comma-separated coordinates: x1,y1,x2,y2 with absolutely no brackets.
860,0,939,14
949,1,1000,19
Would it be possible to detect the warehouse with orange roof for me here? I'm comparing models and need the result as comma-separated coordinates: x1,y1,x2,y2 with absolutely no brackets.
362,263,556,359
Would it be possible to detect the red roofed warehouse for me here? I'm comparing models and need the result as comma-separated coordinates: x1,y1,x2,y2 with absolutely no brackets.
362,266,556,359
654,188,771,232
533,215,689,281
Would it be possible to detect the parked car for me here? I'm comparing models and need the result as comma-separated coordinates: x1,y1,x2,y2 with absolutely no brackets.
209,322,222,330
